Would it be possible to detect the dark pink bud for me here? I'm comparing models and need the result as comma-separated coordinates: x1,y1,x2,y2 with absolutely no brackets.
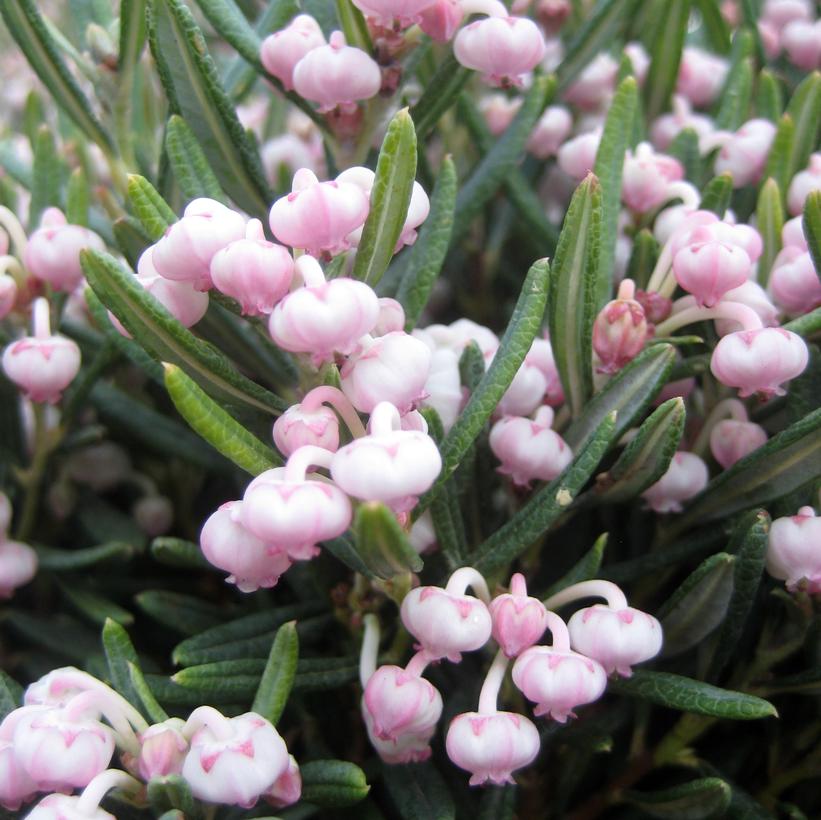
710,327,808,397
636,290,672,324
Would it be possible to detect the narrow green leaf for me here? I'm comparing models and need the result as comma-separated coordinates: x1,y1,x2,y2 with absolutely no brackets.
172,602,325,665
564,343,676,452
668,128,702,184
335,0,372,53
0,671,23,721
127,174,177,241
137,591,225,636
354,502,423,579
458,341,485,392
252,621,298,724
451,76,551,242
383,761,455,820
625,778,732,820
148,776,199,820
644,0,690,121
165,114,226,202
90,381,232,473
666,408,821,535
557,0,636,89
627,228,660,290
785,71,821,183
395,156,456,328
5,611,98,663
82,249,287,415
151,537,212,570
709,511,770,679
804,191,821,282
62,584,134,626
548,175,601,416
472,412,617,575
0,0,114,149
756,178,784,286
29,124,61,227
36,540,136,570
762,114,795,199
659,553,736,656
301,760,370,808
353,109,417,287
409,52,471,140
610,670,777,719
118,0,147,74
194,0,259,62
163,363,281,475
699,173,733,217
127,661,169,724
595,398,685,503
756,69,783,122
148,0,271,216
102,618,145,716
66,167,90,227
784,306,821,338
595,77,638,306
714,57,752,132
693,0,731,53
420,259,549,507
542,533,607,600
111,217,151,271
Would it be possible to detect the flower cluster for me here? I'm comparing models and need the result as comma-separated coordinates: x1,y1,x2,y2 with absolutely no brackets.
360,570,662,784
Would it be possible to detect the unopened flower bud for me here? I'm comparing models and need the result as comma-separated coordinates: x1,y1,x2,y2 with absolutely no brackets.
0,274,17,320
0,539,38,599
714,119,777,188
273,404,340,457
766,506,821,593
621,144,684,213
710,419,768,469
527,106,573,159
563,53,618,110
445,711,540,786
23,208,104,292
138,718,188,780
592,280,648,373
557,131,602,181
418,0,462,41
292,31,382,112
769,246,821,315
133,495,174,537
787,153,821,216
642,451,708,513
489,574,549,658
454,16,546,87
352,0,438,28
480,94,522,136
782,19,821,70
265,755,302,808
676,47,728,107
711,327,808,398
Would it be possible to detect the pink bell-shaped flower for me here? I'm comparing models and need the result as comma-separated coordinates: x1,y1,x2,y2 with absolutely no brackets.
151,198,247,290
642,451,708,513
527,105,573,158
565,590,663,678
210,219,294,316
24,792,114,820
563,53,618,110
454,16,546,87
769,246,821,315
592,279,648,373
489,406,573,488
782,19,821,70
557,131,602,181
137,718,188,780
714,119,777,188
182,708,290,809
418,347,463,431
446,711,540,786
273,405,340,457
418,0,463,41
763,0,813,29
710,419,768,469
0,738,37,811
352,0,437,28
513,644,608,722
480,94,522,136
0,539,38,599
621,144,685,213
269,255,379,364
12,703,114,792
497,344,550,417
269,169,370,258
676,47,728,107
23,208,104,292
673,241,752,307
292,31,382,113
651,95,715,150
374,297,407,336
260,15,326,91
711,327,808,398
2,298,81,404
766,507,821,593
241,446,352,559
400,568,492,661
330,401,441,513
0,274,17,320
489,574,549,658
783,215,808,251
787,153,821,216
340,331,431,415
362,665,442,748
200,501,292,592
